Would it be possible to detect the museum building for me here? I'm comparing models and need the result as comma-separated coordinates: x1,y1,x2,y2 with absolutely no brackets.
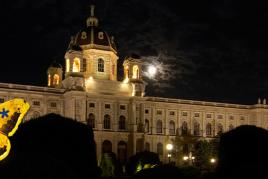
0,5,268,164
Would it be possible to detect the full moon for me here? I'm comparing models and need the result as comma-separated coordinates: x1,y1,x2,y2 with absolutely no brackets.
148,65,157,77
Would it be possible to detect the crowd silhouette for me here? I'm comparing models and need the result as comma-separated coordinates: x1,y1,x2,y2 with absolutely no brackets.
0,113,268,179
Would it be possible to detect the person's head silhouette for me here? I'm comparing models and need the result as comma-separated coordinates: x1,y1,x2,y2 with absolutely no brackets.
218,125,268,179
0,113,100,179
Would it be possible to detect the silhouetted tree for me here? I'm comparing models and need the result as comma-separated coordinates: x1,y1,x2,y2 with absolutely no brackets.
126,151,160,175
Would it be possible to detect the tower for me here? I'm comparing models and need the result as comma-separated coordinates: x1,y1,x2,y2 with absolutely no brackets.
123,54,145,97
65,5,118,82
47,61,62,88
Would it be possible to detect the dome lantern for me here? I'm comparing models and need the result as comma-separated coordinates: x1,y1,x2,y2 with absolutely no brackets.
87,5,98,27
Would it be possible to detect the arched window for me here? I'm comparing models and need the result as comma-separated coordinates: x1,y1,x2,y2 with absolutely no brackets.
193,121,200,136
169,120,175,135
145,119,149,133
66,59,70,72
103,114,111,129
229,124,234,131
48,74,51,86
119,115,126,130
157,143,163,155
206,123,212,136
145,142,150,151
132,65,139,79
217,123,224,135
156,120,162,133
87,113,95,128
102,140,112,153
98,58,104,72
53,74,60,85
182,121,188,135
73,57,80,72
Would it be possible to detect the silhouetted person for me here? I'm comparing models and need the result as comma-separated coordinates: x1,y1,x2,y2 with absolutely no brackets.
217,125,268,179
0,113,100,178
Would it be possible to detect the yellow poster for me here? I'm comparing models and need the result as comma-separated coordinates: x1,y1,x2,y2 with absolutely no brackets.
0,99,30,160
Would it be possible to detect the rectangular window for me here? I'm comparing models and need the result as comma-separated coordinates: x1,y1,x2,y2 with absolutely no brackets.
145,109,149,114
0,98,4,103
206,114,212,118
83,59,87,72
182,112,188,116
218,115,223,119
240,116,245,120
194,113,200,117
156,110,162,115
105,104,110,109
89,103,95,108
229,115,234,120
50,102,57,108
169,111,175,115
33,101,40,106
120,105,126,110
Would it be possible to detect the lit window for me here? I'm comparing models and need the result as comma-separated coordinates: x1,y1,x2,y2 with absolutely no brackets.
48,74,51,86
53,74,60,85
66,59,70,72
132,65,139,79
73,57,80,72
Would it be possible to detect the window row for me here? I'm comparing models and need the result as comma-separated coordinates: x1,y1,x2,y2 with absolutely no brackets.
144,120,235,136
86,114,127,130
145,109,246,120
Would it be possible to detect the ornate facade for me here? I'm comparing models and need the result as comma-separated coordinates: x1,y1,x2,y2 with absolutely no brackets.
1,5,268,164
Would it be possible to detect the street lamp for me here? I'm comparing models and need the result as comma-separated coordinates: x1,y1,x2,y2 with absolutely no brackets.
166,143,173,163
210,158,216,164
182,152,195,165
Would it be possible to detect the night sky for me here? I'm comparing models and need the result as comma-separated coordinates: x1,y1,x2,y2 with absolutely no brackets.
1,0,268,104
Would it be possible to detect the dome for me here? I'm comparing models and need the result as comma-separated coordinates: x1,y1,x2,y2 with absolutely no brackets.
74,26,117,52
68,5,117,53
